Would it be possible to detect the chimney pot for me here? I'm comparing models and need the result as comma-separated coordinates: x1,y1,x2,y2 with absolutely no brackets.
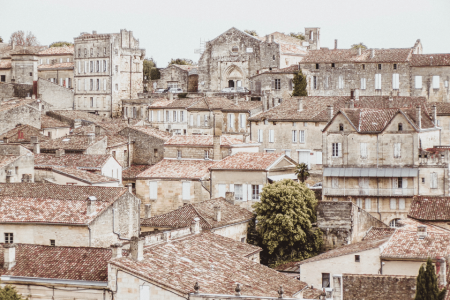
126,183,132,194
416,106,422,129
130,236,144,261
3,244,16,270
327,105,334,120
87,196,97,216
214,205,222,222
92,30,97,34
110,243,123,259
144,204,152,219
191,217,201,234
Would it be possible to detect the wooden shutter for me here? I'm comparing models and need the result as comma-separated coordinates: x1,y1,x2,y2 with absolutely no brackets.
402,177,408,189
190,114,193,126
393,178,398,189
390,199,396,210
399,199,406,210
230,114,235,129
242,184,247,201
338,143,342,157
433,76,440,89
218,184,226,198
258,129,263,142
393,74,399,89
229,184,234,192
415,76,422,89
182,182,190,200
248,184,252,200
149,181,157,199
316,151,322,164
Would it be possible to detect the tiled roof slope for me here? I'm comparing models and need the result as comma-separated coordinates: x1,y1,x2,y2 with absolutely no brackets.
211,152,286,170
363,227,396,241
38,62,74,70
122,165,151,179
428,102,450,116
0,124,50,143
52,167,118,184
408,196,450,221
39,135,106,151
38,46,74,55
128,126,171,140
149,98,200,109
187,97,234,111
0,99,38,113
141,198,254,229
411,54,450,67
164,135,247,147
41,115,70,129
110,231,306,297
106,134,128,148
137,159,214,179
0,244,110,282
300,48,413,64
0,60,11,69
49,110,107,123
222,100,263,112
0,156,22,169
35,153,111,170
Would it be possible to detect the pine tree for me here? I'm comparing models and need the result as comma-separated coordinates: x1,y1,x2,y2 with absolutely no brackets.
0,285,27,300
415,258,447,300
292,69,307,96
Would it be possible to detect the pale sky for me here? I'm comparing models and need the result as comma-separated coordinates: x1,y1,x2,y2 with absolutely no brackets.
2,0,449,67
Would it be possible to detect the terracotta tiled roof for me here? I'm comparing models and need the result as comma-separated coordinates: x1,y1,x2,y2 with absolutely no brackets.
0,99,39,113
128,126,171,140
280,43,307,55
41,115,70,129
211,152,288,171
96,119,130,134
137,159,215,179
164,135,246,147
396,218,449,233
408,196,450,221
35,153,112,170
363,227,396,241
251,65,299,78
0,244,110,282
106,134,128,148
0,60,11,69
303,287,326,299
0,156,22,169
0,124,50,143
149,99,200,109
428,102,450,116
38,46,74,56
122,165,151,179
110,231,306,297
141,198,254,229
411,54,450,67
300,48,413,64
188,97,234,111
39,135,106,151
52,167,118,184
38,62,74,70
222,100,263,112
49,110,107,123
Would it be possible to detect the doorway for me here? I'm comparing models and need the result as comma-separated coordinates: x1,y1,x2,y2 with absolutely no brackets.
228,80,235,88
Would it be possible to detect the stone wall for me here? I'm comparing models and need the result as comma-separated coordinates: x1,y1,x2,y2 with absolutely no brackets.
250,72,295,99
0,103,40,135
411,66,450,102
118,127,166,165
212,222,249,242
1,283,106,300
84,137,108,155
157,65,189,91
37,78,74,110
188,74,198,92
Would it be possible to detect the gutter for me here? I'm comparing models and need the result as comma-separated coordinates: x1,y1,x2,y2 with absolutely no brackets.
210,218,253,231
0,275,107,287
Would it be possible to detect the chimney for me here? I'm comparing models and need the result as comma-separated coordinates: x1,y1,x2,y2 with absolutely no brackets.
55,148,65,158
298,99,303,112
3,244,16,270
95,125,101,136
213,136,221,160
92,30,97,34
111,243,122,259
214,205,221,222
86,196,97,216
438,257,447,286
144,204,152,219
31,136,39,153
358,47,362,56
169,92,173,101
225,191,235,203
74,119,81,128
371,49,375,58
432,105,437,126
163,231,170,241
126,183,132,194
327,105,334,120
416,106,422,129
191,217,201,234
87,132,95,144
354,89,360,101
417,225,427,239
130,236,144,261
334,39,337,49
263,95,268,112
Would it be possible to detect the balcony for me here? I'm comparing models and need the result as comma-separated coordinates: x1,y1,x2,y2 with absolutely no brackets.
323,188,414,197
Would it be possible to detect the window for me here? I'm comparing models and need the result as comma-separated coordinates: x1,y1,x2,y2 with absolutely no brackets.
232,46,238,52
115,49,118,55
394,143,401,158
274,79,281,90
361,78,366,90
241,237,246,243
355,255,360,262
445,81,449,88
289,79,293,90
433,76,440,89
239,114,246,128
360,143,367,159
235,184,243,200
154,149,158,158
204,115,209,126
324,76,329,89
390,198,397,210
431,172,438,189
258,129,263,142
84,48,87,57
197,115,201,127
252,185,261,200
356,198,363,207
89,61,93,73
50,239,56,246
189,114,193,126
332,143,341,157
415,76,423,89
269,130,274,143
180,111,184,122
365,198,371,210
173,111,177,122
392,74,399,90
378,64,382,70
292,130,297,143
299,130,305,143
399,198,406,210
166,111,170,122
4,233,13,244
389,218,401,228
182,181,191,200
30,72,33,77
362,64,365,70
90,97,94,108
0,75,5,82
90,79,93,91
273,55,276,61
393,64,397,70
331,63,335,68
398,123,403,131
332,177,339,188
313,76,318,89
393,177,403,189
218,184,226,197
96,60,99,72
338,76,344,89
177,150,182,159
315,63,319,69
339,123,344,132
322,273,330,288
375,74,382,90
96,79,100,91
228,114,234,129
204,150,209,160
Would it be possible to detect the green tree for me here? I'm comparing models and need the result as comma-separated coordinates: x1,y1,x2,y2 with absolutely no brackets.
0,37,3,43
150,68,161,80
292,69,308,96
351,43,367,50
415,258,446,300
168,58,193,66
143,58,156,80
251,179,322,267
244,30,258,37
289,32,305,40
295,163,310,183
0,285,27,299
49,41,73,48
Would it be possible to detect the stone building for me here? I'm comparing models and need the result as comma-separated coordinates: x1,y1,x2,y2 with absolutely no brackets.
0,124,51,146
428,102,450,144
156,64,198,92
37,46,74,87
322,105,443,225
38,133,108,154
197,27,310,92
249,64,298,98
141,198,254,242
0,183,140,247
10,48,39,86
40,114,71,138
73,29,145,117
0,98,44,135
408,196,450,230
37,166,120,186
0,144,34,183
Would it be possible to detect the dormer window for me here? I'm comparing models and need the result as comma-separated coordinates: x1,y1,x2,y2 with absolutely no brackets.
339,124,344,132
398,123,403,131
232,46,238,52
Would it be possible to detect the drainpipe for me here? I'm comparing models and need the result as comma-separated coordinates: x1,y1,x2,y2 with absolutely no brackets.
88,223,91,247
110,42,113,117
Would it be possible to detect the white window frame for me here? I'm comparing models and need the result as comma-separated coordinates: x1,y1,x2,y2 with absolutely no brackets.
299,130,305,143
292,130,297,143
182,181,191,200
234,184,243,200
149,181,158,200
433,76,440,89
269,130,274,143
415,76,423,89
361,78,366,90
332,143,342,157
392,73,399,90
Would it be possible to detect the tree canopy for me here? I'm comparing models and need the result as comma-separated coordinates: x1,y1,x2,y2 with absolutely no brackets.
49,41,73,48
295,163,310,183
250,179,322,266
0,36,3,43
415,258,446,300
0,285,27,300
292,69,308,97
9,30,39,46
168,58,193,66
289,32,306,40
244,30,258,37
351,43,367,50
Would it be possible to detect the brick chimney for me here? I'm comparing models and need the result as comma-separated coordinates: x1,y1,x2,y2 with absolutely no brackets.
130,236,144,261
126,183,132,194
416,106,422,129
110,243,122,259
55,148,65,158
144,204,152,219
417,225,427,239
3,244,16,270
86,196,97,216
191,217,201,234
298,99,303,112
432,105,437,126
214,205,221,222
327,105,334,120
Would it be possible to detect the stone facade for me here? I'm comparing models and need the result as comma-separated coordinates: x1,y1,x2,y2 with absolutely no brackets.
156,64,194,92
37,78,74,110
0,144,34,183
73,30,145,117
0,100,41,135
249,66,297,98
11,50,38,85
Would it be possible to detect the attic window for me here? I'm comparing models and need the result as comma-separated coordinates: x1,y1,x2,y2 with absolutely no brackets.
331,63,335,68
393,64,397,70
378,64,382,70
232,46,239,52
355,255,360,262
362,64,365,70
398,123,403,131
339,124,344,132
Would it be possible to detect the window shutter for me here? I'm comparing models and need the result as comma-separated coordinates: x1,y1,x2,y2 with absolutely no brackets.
99,60,102,73
230,114,235,129
399,199,406,210
415,76,422,89
197,115,201,127
365,199,371,210
84,79,88,91
149,181,157,199
190,114,193,126
361,78,366,90
338,143,342,157
182,182,191,200
258,129,263,142
357,198,363,207
85,61,88,73
269,130,274,143
316,151,322,164
158,111,161,122
272,80,275,89
242,184,247,201
431,173,438,188
360,143,367,158
393,74,399,89
393,178,398,189
390,199,396,210
433,76,440,89
258,185,263,198
229,184,234,192
218,184,226,198
248,184,252,200
402,177,408,189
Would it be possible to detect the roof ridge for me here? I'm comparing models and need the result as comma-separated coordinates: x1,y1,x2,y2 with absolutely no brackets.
191,204,213,229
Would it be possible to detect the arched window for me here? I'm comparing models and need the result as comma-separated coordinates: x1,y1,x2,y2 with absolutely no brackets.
232,46,239,52
389,218,402,228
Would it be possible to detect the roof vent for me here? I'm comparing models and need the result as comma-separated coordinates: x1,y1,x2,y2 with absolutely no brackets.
418,225,427,239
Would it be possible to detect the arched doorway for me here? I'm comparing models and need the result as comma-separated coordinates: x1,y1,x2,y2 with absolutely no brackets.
228,80,235,88
224,65,244,90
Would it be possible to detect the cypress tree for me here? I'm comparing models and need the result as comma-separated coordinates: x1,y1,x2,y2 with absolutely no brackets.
415,258,447,300
292,69,308,97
